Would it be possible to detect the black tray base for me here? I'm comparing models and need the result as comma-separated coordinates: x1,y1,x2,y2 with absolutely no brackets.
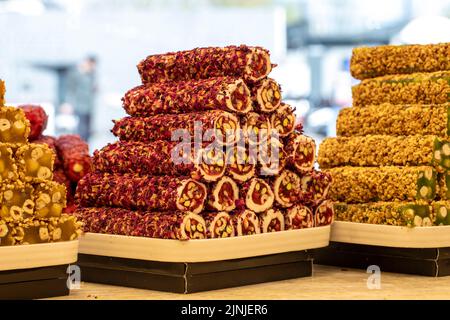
314,242,450,277
79,251,313,293
0,264,70,299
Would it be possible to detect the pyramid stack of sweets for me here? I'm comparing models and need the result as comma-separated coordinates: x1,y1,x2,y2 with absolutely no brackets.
318,42,450,227
74,45,333,240
0,81,82,246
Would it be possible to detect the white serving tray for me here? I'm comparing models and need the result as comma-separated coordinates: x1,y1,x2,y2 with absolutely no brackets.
331,221,450,248
79,226,330,263
0,240,79,271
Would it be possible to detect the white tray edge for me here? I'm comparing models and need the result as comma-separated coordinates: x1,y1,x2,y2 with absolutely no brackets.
79,226,331,263
0,240,79,271
330,221,450,248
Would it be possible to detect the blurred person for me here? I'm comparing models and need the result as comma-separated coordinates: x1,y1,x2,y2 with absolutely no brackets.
65,55,98,141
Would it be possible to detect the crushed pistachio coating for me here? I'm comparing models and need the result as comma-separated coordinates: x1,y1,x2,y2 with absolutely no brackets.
334,201,434,227
0,106,30,143
325,166,437,203
350,43,450,80
337,103,450,137
352,71,450,106
318,135,450,172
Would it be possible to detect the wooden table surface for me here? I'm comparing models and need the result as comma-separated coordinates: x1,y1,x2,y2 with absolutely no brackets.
48,265,450,300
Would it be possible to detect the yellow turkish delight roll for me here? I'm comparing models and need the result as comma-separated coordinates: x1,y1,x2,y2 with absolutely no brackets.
0,182,34,221
33,181,66,218
0,106,30,143
16,143,54,181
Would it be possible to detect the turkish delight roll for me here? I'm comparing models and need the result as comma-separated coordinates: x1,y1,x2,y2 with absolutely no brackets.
113,110,240,146
33,135,61,169
0,80,4,106
201,211,235,238
438,171,450,199
33,181,66,219
273,169,301,208
226,146,256,183
93,141,226,182
16,143,54,181
326,166,437,203
138,45,272,84
123,77,252,116
0,144,18,181
270,103,296,138
251,78,282,112
19,105,48,140
242,112,271,145
0,106,30,143
56,134,92,182
285,133,316,173
314,200,334,227
241,178,274,213
318,135,450,172
352,71,450,106
0,182,34,221
334,201,433,227
207,176,239,212
76,173,207,214
258,136,287,176
350,43,450,80
260,208,285,233
284,204,313,230
432,201,450,226
300,169,332,206
0,214,82,246
336,104,450,138
233,209,261,236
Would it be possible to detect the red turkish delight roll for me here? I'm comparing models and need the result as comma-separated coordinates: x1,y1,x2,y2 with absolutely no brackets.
76,173,207,214
33,135,61,169
201,211,235,238
260,208,285,233
207,176,239,212
93,141,226,182
19,105,48,140
285,133,316,173
233,209,261,236
226,146,256,183
138,45,272,84
112,110,240,146
301,170,332,206
123,77,252,116
314,200,334,227
284,204,314,230
258,137,287,176
273,169,301,208
75,207,206,240
270,103,296,138
251,78,282,113
56,135,92,182
242,178,274,213
242,112,271,146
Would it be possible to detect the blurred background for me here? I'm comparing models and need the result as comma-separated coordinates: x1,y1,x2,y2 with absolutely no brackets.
1,0,450,150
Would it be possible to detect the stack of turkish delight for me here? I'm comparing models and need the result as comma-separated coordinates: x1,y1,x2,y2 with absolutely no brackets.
74,45,333,240
318,42,450,227
0,81,82,246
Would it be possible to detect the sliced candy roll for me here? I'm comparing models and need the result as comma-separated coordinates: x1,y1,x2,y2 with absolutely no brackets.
242,112,271,145
193,147,227,182
76,173,208,214
314,200,334,227
432,201,450,226
270,103,296,138
352,71,450,106
285,133,316,173
260,208,285,233
113,110,240,146
233,209,261,236
16,143,54,181
33,181,67,219
242,178,274,213
300,170,332,206
0,106,30,143
123,77,252,116
201,211,235,238
0,182,34,221
56,134,92,182
258,136,286,176
273,169,301,208
226,146,256,183
284,204,313,230
0,144,18,181
251,78,282,113
207,176,239,212
138,45,272,84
